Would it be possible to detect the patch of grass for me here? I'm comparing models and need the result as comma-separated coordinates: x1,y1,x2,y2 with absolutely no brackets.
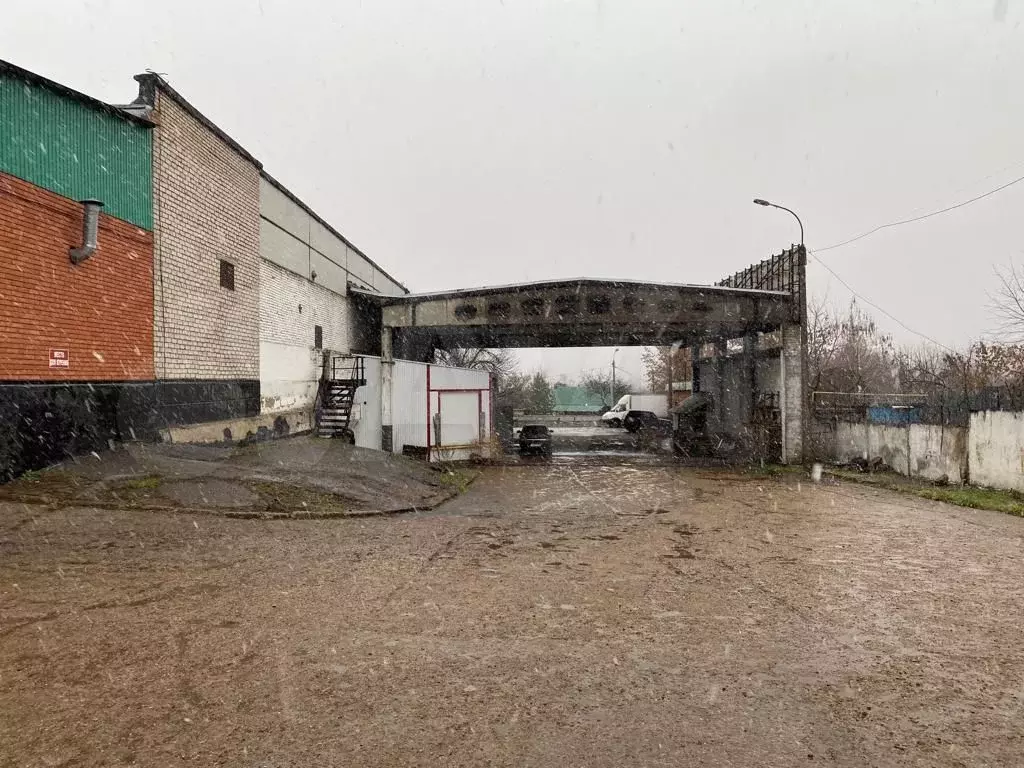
249,481,349,512
828,467,1024,518
19,469,42,483
745,463,803,478
122,475,162,490
438,469,476,494
915,487,1024,517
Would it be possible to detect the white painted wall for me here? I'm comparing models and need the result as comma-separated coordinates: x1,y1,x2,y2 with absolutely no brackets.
431,369,492,462
969,411,1024,491
350,356,382,450
259,260,348,413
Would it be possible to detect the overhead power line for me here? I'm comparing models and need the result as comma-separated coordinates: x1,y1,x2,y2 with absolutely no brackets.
815,171,1024,254
810,250,958,354
805,165,1024,351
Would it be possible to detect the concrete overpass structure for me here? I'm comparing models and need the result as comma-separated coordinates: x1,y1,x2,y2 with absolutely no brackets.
354,247,807,462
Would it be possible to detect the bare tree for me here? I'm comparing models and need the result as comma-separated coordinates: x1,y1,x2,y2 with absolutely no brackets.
808,298,900,394
433,348,519,383
577,369,629,406
990,262,1024,343
807,296,841,393
640,346,690,392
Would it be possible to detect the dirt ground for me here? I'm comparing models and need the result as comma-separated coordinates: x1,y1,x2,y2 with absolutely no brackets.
2,460,1024,767
0,439,455,515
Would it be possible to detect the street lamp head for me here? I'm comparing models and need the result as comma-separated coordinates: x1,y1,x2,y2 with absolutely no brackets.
752,197,804,246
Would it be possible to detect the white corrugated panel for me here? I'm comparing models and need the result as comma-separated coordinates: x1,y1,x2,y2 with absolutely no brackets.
393,360,429,454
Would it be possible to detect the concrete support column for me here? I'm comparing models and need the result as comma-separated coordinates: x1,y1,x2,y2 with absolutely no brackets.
381,326,394,453
690,345,701,393
714,340,727,432
780,322,803,463
743,334,756,425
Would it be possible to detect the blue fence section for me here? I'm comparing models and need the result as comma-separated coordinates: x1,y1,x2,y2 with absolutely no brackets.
867,406,922,425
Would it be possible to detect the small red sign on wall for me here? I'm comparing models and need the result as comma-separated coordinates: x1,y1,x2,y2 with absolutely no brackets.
49,349,70,368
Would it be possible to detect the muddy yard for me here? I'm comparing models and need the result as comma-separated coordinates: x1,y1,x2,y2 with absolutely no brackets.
2,461,1023,767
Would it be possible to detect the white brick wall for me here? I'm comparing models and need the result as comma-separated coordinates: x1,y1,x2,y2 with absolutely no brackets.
152,91,260,380
259,259,350,412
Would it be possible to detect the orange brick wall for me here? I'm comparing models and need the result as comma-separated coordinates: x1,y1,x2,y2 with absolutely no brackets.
0,172,154,381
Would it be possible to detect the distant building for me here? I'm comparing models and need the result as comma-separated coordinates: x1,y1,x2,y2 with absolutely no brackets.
552,384,609,415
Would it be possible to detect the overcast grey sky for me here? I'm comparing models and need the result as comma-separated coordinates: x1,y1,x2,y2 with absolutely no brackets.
4,1,1022,385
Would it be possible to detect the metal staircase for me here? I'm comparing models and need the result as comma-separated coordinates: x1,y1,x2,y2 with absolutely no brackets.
315,354,366,441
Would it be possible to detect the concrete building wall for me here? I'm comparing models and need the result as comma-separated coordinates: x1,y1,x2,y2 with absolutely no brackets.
259,175,405,297
257,169,408,414
258,172,407,413
0,171,154,381
259,260,349,413
969,411,1024,491
696,345,782,449
756,357,781,394
150,88,261,380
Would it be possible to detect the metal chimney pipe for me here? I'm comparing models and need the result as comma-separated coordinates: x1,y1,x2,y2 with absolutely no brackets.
69,199,104,265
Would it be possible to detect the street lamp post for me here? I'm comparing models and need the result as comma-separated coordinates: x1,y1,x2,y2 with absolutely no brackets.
753,197,808,464
611,348,620,406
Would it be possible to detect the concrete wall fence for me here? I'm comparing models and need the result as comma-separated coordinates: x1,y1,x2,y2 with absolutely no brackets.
968,411,1024,493
824,420,968,484
820,411,1024,491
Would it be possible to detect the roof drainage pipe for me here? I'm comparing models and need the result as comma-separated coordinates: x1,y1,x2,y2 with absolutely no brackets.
69,199,104,265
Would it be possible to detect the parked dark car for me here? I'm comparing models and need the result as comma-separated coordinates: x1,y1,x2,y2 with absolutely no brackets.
518,424,553,456
622,410,672,435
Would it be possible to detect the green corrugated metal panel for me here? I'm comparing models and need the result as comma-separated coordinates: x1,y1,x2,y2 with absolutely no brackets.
0,73,152,229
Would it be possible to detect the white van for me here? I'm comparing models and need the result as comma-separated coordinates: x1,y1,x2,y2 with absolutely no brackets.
601,393,668,426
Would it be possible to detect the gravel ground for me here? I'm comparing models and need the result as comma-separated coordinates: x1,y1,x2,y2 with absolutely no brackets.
2,462,1023,767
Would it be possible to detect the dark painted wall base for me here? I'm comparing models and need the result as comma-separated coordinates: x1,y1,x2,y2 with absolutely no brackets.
0,379,259,481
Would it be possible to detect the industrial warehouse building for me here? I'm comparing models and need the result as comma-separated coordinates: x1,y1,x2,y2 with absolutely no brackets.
1,60,808,478
0,60,494,478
